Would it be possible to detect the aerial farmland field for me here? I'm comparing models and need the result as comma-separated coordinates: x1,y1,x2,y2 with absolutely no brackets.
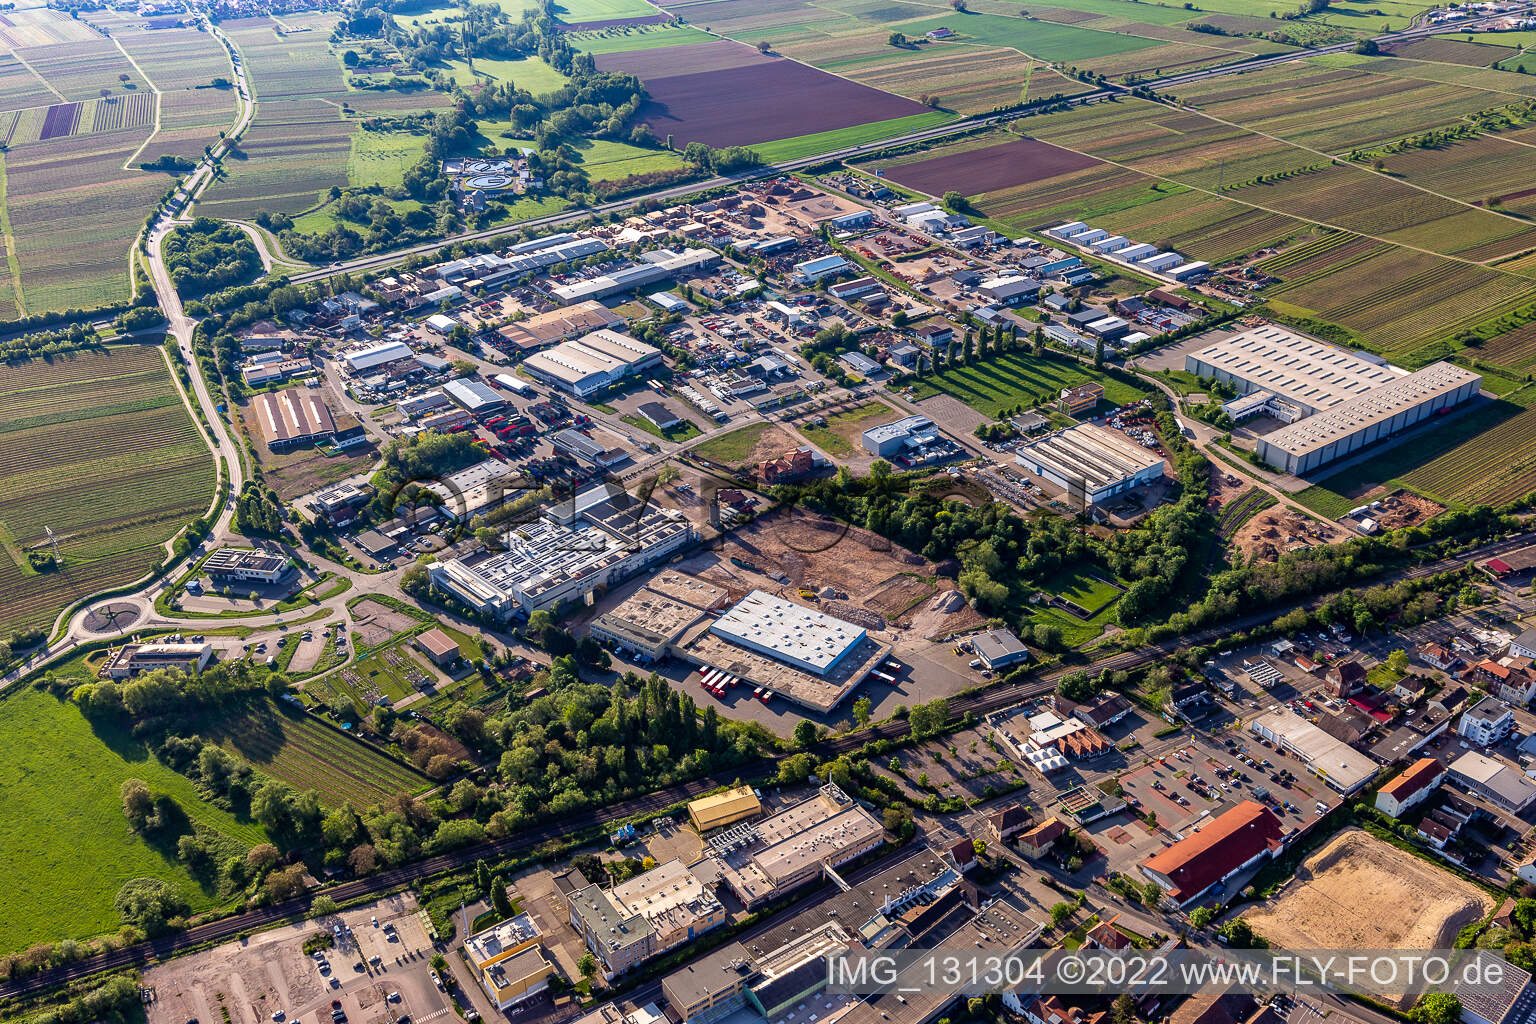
907,351,1150,417
0,345,215,638
594,38,931,148
201,698,430,807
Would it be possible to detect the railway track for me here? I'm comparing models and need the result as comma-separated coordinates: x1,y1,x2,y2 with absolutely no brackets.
4,532,1519,1002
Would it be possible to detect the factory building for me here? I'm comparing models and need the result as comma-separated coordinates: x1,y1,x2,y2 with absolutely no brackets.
709,591,866,677
1255,361,1481,474
1185,326,1402,416
443,378,505,415
1015,423,1166,505
791,253,850,283
520,329,663,396
342,341,415,375
252,388,337,449
550,248,717,304
495,300,625,351
429,484,695,618
103,642,214,680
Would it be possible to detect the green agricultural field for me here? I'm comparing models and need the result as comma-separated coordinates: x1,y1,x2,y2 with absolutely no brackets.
0,346,215,638
475,130,683,181
894,13,1161,62
0,686,266,951
752,110,955,163
201,698,430,806
571,23,716,53
348,128,429,189
908,352,1148,418
551,0,659,22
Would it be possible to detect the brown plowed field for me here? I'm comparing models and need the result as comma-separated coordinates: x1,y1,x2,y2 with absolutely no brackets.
877,137,1101,196
596,39,928,148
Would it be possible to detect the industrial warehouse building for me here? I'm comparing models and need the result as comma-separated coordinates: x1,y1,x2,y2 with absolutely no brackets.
1255,361,1482,475
687,787,763,834
588,571,728,662
1186,327,1404,416
709,591,866,677
252,388,338,449
443,378,505,414
520,329,663,396
496,300,625,351
429,484,695,618
1140,801,1285,907
1248,708,1378,794
550,248,717,304
1015,423,1166,505
1186,325,1483,475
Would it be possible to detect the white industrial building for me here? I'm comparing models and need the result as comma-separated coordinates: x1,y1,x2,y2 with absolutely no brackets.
1015,423,1166,505
709,591,866,677
429,484,695,618
1248,709,1378,794
520,329,663,396
1186,327,1403,416
343,341,414,374
1187,325,1483,475
792,253,850,283
551,248,717,304
1255,361,1482,475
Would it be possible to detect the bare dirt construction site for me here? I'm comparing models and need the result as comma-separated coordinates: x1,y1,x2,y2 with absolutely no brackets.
1365,489,1445,530
349,598,419,646
1243,829,1494,954
1232,503,1349,562
685,506,980,636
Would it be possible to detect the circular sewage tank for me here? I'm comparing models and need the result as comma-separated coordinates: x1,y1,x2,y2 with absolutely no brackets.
464,172,514,190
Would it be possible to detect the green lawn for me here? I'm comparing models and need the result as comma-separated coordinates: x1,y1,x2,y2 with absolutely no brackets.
431,54,569,94
896,13,1161,62
349,129,429,188
471,130,681,180
752,110,956,164
572,24,716,54
1041,564,1125,616
290,195,428,236
0,687,266,951
909,352,1148,418
691,422,773,464
623,413,703,442
797,400,898,457
551,0,659,22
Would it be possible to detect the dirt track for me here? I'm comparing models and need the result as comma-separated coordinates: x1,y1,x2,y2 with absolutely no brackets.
1244,829,1494,952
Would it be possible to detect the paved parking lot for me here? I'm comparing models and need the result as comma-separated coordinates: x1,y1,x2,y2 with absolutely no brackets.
146,896,447,1024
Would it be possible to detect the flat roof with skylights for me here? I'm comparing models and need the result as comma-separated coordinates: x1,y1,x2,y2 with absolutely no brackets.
709,591,865,676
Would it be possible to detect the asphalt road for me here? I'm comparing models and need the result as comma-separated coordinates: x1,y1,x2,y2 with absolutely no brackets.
281,5,1533,287
3,528,1524,1001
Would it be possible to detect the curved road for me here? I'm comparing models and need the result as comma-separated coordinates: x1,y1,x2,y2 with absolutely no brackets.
4,0,1534,995
1,528,1526,1000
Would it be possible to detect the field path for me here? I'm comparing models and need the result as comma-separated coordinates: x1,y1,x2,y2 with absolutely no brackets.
6,48,64,103
110,34,163,170
1004,121,1533,272
0,155,26,317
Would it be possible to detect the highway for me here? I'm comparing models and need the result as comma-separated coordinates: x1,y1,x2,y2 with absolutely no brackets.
2,526,1524,1001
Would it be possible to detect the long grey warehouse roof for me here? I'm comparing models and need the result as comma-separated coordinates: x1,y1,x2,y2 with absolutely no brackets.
1258,361,1481,459
1018,423,1164,491
1188,326,1400,411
